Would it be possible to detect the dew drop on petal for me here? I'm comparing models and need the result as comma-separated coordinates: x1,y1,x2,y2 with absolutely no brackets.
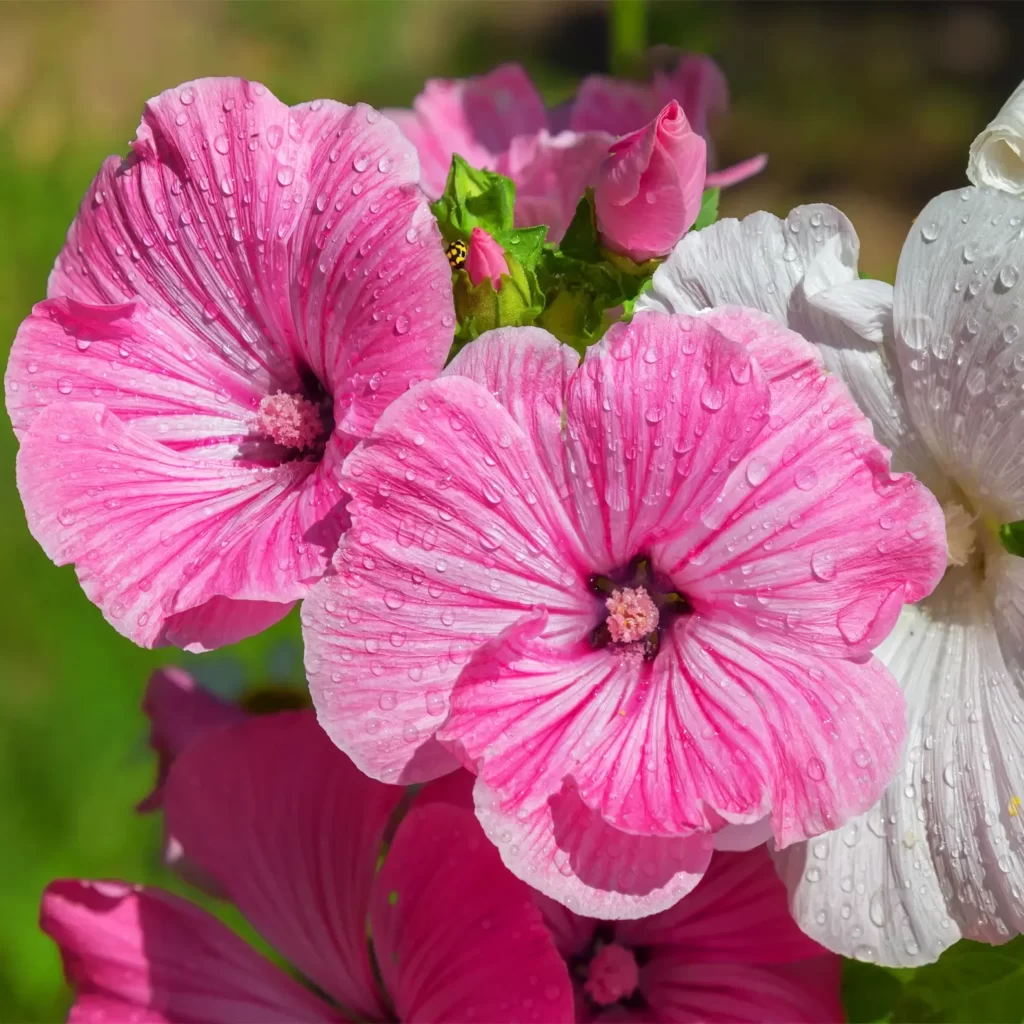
810,549,837,581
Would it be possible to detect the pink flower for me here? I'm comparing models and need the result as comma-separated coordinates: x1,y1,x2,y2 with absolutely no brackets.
5,78,454,652
41,711,575,1023
386,56,763,242
466,226,510,289
302,312,947,918
541,845,844,1021
594,101,707,262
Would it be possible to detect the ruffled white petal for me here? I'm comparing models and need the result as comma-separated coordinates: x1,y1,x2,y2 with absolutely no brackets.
781,565,1024,964
638,205,941,483
968,81,1024,195
893,186,1024,518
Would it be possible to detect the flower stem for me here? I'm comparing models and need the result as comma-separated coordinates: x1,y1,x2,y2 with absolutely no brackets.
609,0,647,79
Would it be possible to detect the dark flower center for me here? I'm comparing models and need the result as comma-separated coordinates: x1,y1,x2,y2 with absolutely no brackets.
588,555,690,661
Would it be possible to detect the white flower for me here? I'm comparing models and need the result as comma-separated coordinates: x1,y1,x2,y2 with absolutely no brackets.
637,187,1024,966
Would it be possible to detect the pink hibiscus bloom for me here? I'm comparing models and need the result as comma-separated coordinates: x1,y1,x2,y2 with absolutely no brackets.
42,710,575,1023
386,56,764,241
302,311,947,918
5,77,454,651
540,845,844,1022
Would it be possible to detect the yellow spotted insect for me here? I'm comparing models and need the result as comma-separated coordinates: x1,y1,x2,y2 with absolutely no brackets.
445,239,467,271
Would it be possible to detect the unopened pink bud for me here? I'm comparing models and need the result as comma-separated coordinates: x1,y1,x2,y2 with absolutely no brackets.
465,227,510,290
594,100,707,262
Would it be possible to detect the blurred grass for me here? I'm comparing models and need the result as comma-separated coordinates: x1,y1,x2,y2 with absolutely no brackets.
0,0,1021,1019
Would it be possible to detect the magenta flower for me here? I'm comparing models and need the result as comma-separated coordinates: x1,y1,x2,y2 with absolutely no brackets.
386,56,763,241
5,77,454,651
303,312,947,917
541,845,843,1021
594,101,707,262
42,711,575,1023
466,226,510,289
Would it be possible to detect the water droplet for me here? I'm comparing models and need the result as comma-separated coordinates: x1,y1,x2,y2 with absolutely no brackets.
57,378,73,395
353,155,370,172
966,367,986,395
853,748,871,768
807,757,825,781
962,242,978,264
810,549,837,581
378,692,397,711
943,762,957,787
394,315,410,335
1003,324,1020,345
920,220,939,243
794,466,818,491
1000,265,1020,290
277,166,295,187
384,589,405,610
267,124,284,149
745,458,769,487
214,135,230,155
179,87,195,106
377,156,392,173
700,383,724,411
426,691,446,716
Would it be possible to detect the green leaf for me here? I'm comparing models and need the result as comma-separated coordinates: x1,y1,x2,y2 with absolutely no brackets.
842,960,904,1023
898,937,1024,1023
692,187,720,232
1000,520,1024,557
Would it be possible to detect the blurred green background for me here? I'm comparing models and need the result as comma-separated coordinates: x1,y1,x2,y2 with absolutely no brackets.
1,1,1023,1020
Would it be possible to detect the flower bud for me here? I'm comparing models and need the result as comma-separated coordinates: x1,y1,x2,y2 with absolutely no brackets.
465,227,510,289
594,101,706,262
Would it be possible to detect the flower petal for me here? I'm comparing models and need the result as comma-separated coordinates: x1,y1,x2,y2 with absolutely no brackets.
15,402,342,649
137,666,244,812
385,64,547,199
636,205,859,325
777,567,1024,966
370,800,573,1023
46,78,450,423
303,371,591,784
444,325,579,497
664,306,947,660
474,777,713,920
638,959,843,1023
497,130,613,242
635,205,940,478
444,604,904,846
893,186,1024,517
617,847,831,965
562,312,772,571
6,299,261,454
41,880,337,1022
163,711,398,1019
968,81,1024,194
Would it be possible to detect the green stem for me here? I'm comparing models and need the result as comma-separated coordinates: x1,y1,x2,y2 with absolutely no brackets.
609,0,647,79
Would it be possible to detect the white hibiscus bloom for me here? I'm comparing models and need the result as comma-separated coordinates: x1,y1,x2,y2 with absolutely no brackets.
637,186,1024,965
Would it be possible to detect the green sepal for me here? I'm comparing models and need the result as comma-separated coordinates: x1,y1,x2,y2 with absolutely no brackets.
430,155,516,242
536,192,662,349
1000,520,1024,557
501,225,548,276
692,187,720,232
449,256,545,357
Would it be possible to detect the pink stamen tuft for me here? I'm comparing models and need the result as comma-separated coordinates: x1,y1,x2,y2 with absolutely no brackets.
255,392,322,452
584,942,640,1007
605,586,659,644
